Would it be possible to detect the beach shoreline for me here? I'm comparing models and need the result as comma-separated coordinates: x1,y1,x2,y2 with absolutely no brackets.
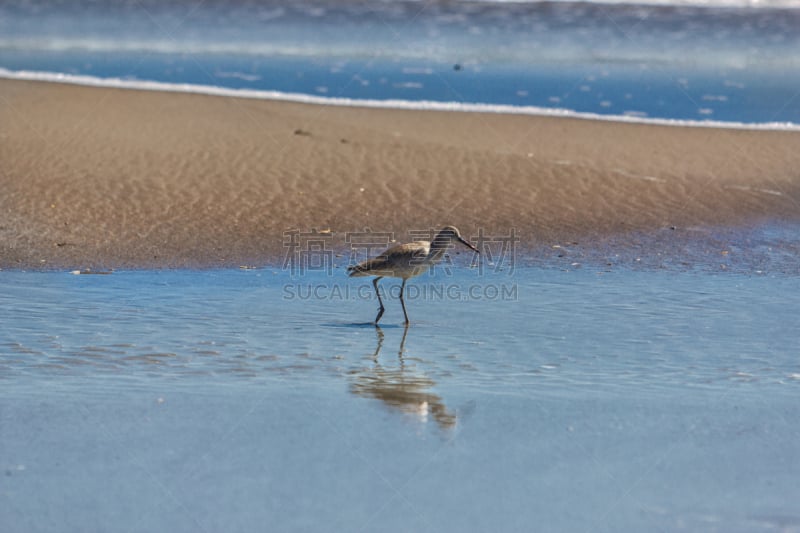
1,78,799,271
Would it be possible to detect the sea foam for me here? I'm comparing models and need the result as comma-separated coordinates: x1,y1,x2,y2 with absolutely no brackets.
2,67,798,131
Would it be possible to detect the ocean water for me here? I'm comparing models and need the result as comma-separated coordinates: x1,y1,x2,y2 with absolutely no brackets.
1,267,799,531
1,0,800,126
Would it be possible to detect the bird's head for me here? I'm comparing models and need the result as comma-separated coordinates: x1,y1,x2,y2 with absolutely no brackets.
435,226,480,254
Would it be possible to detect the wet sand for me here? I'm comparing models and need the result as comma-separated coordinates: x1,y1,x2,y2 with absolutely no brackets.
1,78,798,270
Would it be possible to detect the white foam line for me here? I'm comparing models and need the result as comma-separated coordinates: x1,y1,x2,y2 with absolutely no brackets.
724,184,784,196
613,169,667,183
2,67,799,132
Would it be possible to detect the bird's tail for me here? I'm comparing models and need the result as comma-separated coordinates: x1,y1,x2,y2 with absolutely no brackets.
347,264,368,277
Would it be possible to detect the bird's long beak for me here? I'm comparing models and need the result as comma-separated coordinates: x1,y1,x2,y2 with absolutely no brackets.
458,236,480,254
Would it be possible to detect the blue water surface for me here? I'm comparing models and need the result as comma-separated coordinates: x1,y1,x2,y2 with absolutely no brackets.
1,0,800,124
1,267,799,532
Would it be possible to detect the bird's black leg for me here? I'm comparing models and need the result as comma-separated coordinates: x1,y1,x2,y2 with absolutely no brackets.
373,276,385,324
399,278,410,325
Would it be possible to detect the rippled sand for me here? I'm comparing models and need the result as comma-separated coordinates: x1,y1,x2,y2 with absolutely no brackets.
1,79,799,270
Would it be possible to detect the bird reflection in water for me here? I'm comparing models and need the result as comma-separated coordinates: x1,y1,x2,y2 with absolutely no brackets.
349,325,457,430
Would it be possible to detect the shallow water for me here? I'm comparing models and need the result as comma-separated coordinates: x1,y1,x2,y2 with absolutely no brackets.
2,267,799,531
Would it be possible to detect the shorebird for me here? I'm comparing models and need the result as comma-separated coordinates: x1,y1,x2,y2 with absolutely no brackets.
347,226,480,325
